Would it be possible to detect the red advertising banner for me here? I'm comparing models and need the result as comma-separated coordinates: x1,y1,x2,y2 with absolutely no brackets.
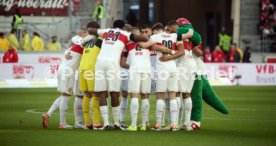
0,0,69,16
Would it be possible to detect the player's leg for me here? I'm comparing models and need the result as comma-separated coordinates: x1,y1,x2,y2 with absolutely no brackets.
151,71,167,130
176,92,182,127
58,69,74,129
73,71,84,129
119,77,129,128
59,92,72,129
74,95,84,128
167,72,179,131
139,73,151,131
107,63,122,129
80,70,93,129
181,72,195,131
95,61,111,130
42,96,61,128
92,92,102,129
42,69,63,128
126,72,140,131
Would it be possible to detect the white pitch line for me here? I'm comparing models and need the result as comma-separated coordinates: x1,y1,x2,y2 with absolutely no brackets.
205,107,276,112
202,117,276,122
26,108,276,122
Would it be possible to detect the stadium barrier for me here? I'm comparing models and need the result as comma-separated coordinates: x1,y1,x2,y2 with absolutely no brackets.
0,53,275,88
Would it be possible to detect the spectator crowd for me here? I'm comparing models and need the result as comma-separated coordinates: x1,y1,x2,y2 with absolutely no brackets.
259,0,276,34
202,26,252,63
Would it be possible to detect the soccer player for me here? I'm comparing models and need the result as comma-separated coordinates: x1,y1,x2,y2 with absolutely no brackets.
139,24,153,126
166,20,201,130
79,21,103,129
122,27,174,131
119,24,132,128
87,19,148,130
42,35,84,129
139,23,192,131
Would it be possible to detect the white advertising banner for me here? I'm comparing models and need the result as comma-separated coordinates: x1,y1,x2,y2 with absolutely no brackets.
0,63,275,88
205,63,276,86
0,52,63,64
0,63,59,88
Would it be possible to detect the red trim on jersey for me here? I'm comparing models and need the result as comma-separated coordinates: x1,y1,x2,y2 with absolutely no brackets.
126,42,136,52
118,34,128,46
173,42,177,50
71,44,83,54
183,41,190,50
103,32,108,38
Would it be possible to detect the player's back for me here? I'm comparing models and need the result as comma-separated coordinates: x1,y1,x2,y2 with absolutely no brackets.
150,32,178,72
79,37,102,71
97,28,131,64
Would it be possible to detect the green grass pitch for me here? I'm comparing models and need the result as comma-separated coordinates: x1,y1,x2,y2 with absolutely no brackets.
0,86,276,146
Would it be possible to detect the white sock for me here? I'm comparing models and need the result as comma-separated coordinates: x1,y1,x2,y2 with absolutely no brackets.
74,97,83,125
47,96,61,117
179,99,185,125
156,99,165,126
59,95,70,125
119,97,128,122
100,106,109,126
112,106,120,126
146,98,150,123
183,97,192,125
170,99,178,126
176,96,181,126
141,99,149,126
164,96,170,125
130,98,139,126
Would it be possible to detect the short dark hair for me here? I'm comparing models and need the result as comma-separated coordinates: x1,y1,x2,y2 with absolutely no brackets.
167,20,178,26
124,24,132,32
0,32,4,37
52,36,57,39
140,24,151,30
11,29,16,33
152,23,164,31
33,32,39,36
87,21,100,29
113,19,125,29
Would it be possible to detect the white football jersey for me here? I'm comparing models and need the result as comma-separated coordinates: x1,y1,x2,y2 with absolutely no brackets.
59,44,83,70
126,42,151,73
177,41,196,67
150,32,182,72
97,28,131,64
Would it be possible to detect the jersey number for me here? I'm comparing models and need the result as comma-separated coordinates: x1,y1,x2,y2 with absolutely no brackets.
105,30,120,41
162,40,173,49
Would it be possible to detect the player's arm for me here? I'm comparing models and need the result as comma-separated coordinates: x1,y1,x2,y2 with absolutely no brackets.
137,40,155,48
130,34,149,42
151,44,175,54
120,52,129,69
159,42,185,62
180,29,194,40
192,45,203,57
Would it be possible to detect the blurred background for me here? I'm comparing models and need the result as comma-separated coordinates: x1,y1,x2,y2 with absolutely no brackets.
0,0,275,87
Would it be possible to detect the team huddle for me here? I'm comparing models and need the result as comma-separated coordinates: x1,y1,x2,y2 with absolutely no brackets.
42,18,203,131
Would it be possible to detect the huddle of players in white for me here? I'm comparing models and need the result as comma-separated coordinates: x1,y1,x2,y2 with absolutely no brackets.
43,19,201,131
